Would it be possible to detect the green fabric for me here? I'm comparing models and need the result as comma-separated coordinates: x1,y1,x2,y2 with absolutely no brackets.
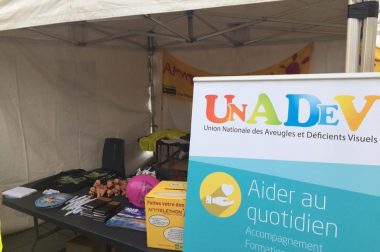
139,129,188,151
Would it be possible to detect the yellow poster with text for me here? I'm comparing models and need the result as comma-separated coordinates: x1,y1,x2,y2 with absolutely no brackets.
162,44,313,100
375,47,380,72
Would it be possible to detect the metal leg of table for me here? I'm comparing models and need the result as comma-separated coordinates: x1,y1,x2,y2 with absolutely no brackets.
31,217,39,252
106,243,112,252
31,217,63,252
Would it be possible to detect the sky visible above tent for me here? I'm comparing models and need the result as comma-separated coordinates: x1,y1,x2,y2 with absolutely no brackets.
0,0,356,50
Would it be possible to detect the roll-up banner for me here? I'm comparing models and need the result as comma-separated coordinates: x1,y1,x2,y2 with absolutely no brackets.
184,73,380,252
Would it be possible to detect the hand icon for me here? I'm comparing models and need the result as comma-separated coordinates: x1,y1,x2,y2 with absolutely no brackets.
206,195,234,207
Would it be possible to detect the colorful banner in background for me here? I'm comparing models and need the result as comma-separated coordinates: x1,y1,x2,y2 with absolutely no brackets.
375,47,380,72
162,53,215,100
185,74,380,252
248,44,312,75
162,44,313,100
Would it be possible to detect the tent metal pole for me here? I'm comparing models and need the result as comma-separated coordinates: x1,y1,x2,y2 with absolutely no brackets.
86,28,186,44
27,28,80,45
147,37,156,132
156,35,345,50
193,13,238,46
187,11,195,42
249,25,346,36
244,15,347,47
77,23,87,45
360,0,379,72
84,23,146,48
85,30,134,44
243,31,289,46
195,19,261,42
196,0,328,22
151,13,187,31
144,15,190,42
130,30,187,42
345,0,362,73
266,18,346,29
195,0,335,43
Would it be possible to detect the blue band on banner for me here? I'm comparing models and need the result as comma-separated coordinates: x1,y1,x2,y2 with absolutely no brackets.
190,156,380,197
184,159,380,252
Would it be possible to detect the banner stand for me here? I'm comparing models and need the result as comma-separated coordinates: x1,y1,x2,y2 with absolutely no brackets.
185,73,380,252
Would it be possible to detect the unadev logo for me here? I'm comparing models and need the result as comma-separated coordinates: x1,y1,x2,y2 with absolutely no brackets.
205,94,380,131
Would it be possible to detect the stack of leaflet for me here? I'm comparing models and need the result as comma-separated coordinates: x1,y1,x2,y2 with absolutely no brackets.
106,207,146,231
2,187,37,199
92,201,121,222
81,199,108,218
81,198,120,222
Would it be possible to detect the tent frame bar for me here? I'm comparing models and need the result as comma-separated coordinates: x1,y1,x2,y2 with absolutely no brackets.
243,31,289,46
250,25,346,35
195,0,329,21
85,30,134,44
131,30,188,42
19,2,350,50
195,19,261,42
11,1,380,75
193,13,238,46
144,15,190,42
84,23,146,48
194,1,340,43
266,17,346,29
27,27,81,46
243,15,348,46
187,11,195,42
150,13,188,31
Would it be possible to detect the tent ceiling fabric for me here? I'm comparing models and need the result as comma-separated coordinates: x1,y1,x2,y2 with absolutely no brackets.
0,0,279,31
0,0,347,50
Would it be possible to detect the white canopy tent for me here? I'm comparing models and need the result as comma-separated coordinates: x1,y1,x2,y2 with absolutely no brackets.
0,0,378,234
0,0,278,31
0,0,348,48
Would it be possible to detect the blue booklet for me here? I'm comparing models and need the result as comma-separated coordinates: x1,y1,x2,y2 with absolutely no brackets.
106,207,146,231
106,216,146,231
117,207,145,219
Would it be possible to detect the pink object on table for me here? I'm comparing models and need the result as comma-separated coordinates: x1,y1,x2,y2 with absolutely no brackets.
126,175,159,208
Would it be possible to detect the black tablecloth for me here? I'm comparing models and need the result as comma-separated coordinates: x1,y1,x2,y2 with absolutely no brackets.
3,183,166,252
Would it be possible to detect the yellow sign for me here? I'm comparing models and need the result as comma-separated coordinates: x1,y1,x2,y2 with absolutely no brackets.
145,181,186,251
162,44,313,100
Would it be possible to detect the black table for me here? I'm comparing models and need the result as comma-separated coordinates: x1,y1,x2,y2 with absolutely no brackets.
3,184,166,252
